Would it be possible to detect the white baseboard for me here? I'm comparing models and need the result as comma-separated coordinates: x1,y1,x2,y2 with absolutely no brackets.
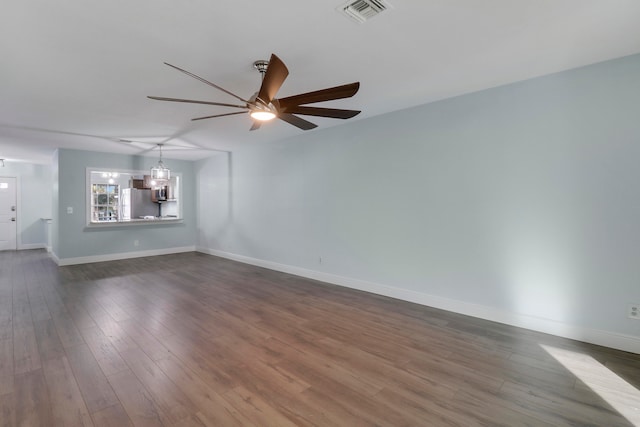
197,246,640,355
55,246,196,266
50,251,60,265
18,243,47,250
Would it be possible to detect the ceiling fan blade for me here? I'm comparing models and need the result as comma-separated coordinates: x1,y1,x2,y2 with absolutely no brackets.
249,121,262,131
163,62,249,103
256,54,289,106
277,113,318,130
192,111,247,121
148,96,248,109
283,106,361,119
277,82,360,109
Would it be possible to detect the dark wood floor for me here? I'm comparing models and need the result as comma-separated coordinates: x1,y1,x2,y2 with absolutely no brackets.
1,250,640,426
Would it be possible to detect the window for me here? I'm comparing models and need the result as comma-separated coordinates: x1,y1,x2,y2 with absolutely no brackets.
91,183,119,222
86,169,182,225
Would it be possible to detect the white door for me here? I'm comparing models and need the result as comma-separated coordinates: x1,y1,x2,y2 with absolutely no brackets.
0,177,17,251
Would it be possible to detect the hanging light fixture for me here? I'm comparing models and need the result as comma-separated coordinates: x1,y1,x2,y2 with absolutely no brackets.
150,144,170,181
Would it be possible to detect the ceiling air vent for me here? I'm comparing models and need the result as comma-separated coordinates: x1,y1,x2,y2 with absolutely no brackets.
338,0,390,23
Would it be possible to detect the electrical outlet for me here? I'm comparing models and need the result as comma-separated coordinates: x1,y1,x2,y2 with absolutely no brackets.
134,240,139,247
628,304,640,320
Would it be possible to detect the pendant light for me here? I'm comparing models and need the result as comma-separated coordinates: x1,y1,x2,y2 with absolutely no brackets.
150,144,170,181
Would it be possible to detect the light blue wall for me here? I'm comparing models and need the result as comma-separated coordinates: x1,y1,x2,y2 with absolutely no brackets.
196,152,230,251
55,149,197,260
1,161,52,248
196,53,640,339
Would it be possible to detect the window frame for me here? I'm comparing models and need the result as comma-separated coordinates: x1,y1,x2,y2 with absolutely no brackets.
85,168,183,227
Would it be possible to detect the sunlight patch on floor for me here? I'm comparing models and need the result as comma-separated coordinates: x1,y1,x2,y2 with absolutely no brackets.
541,344,640,426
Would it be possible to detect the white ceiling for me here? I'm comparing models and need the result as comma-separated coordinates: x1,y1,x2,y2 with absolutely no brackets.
2,1,640,164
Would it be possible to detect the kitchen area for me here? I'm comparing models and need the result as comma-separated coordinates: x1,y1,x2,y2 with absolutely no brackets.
90,171,180,223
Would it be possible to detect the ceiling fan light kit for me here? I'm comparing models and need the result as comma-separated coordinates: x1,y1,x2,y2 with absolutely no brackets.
249,101,277,122
148,53,361,131
250,110,276,121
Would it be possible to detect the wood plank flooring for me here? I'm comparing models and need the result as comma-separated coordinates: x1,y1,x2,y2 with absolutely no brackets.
1,249,640,426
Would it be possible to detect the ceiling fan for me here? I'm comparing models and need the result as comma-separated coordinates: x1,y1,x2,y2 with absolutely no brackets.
148,54,361,131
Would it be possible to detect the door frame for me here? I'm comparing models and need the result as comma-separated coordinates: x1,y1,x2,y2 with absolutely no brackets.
0,175,19,250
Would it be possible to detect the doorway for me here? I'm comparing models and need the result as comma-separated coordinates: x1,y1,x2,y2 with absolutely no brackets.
0,177,17,250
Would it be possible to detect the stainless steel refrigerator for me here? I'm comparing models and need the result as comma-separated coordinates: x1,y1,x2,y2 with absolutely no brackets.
121,188,158,219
